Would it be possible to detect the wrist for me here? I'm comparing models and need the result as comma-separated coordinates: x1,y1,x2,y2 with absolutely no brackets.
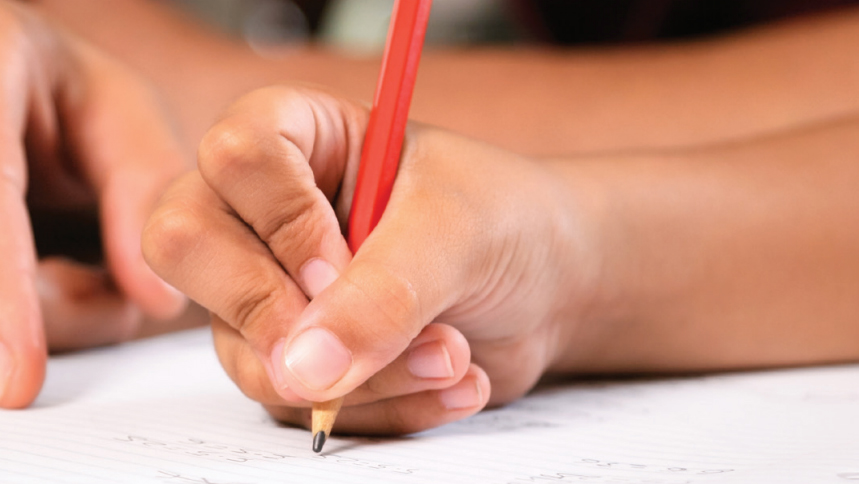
538,153,669,375
529,156,613,375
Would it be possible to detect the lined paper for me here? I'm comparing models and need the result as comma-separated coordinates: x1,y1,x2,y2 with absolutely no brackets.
2,328,858,483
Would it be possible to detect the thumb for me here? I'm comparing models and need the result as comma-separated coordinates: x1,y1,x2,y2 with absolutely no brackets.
273,190,467,401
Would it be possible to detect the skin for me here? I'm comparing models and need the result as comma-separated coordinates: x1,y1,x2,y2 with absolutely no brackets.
4,0,858,432
32,0,859,155
143,86,859,435
0,2,200,408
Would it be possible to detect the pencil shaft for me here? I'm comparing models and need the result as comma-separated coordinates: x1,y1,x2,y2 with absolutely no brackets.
310,0,432,453
347,0,433,252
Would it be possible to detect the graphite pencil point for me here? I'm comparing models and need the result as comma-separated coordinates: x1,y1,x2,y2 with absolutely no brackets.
312,431,327,453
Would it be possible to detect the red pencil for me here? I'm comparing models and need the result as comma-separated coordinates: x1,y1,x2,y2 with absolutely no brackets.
347,0,433,251
311,0,433,453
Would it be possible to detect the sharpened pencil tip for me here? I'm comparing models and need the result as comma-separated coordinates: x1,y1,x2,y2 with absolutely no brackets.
312,431,327,453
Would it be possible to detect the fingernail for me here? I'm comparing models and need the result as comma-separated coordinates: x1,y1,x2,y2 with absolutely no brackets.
407,341,454,379
439,377,482,410
0,341,13,403
284,327,352,391
269,340,290,390
300,259,340,299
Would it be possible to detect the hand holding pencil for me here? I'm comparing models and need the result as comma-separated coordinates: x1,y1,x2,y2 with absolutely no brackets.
143,3,592,446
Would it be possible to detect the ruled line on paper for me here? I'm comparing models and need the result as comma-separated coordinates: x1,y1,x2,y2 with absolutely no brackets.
2,328,859,483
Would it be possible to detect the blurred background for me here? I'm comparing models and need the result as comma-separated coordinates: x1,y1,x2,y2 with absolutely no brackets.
161,0,857,55
163,0,521,55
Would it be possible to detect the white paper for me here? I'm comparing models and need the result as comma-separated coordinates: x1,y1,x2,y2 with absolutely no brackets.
2,327,858,483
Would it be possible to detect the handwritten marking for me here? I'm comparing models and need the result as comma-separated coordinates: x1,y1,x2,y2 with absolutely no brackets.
120,435,418,475
453,412,558,431
508,459,734,484
507,472,693,484
514,458,733,476
157,470,253,484
117,436,289,464
312,453,417,474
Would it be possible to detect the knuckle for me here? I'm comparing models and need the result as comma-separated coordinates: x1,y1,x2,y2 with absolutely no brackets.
141,204,205,276
259,199,324,260
226,278,281,336
197,121,262,184
372,266,423,335
343,263,424,347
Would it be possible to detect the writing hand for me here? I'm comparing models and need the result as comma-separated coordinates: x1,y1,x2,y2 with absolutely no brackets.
144,86,590,434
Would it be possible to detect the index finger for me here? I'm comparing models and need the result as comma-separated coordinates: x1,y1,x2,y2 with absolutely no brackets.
197,87,365,297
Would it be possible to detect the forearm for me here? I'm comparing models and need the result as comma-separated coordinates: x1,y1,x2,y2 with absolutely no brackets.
550,116,859,374
409,8,859,155
34,0,859,377
36,1,859,156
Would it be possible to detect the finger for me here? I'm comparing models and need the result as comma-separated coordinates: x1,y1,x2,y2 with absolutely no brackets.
264,364,491,436
61,43,188,320
198,90,473,402
213,316,472,407
0,16,48,406
362,323,471,400
0,141,46,408
197,86,364,299
195,87,373,402
212,315,305,406
269,140,481,402
100,165,186,320
142,171,311,393
37,258,142,352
